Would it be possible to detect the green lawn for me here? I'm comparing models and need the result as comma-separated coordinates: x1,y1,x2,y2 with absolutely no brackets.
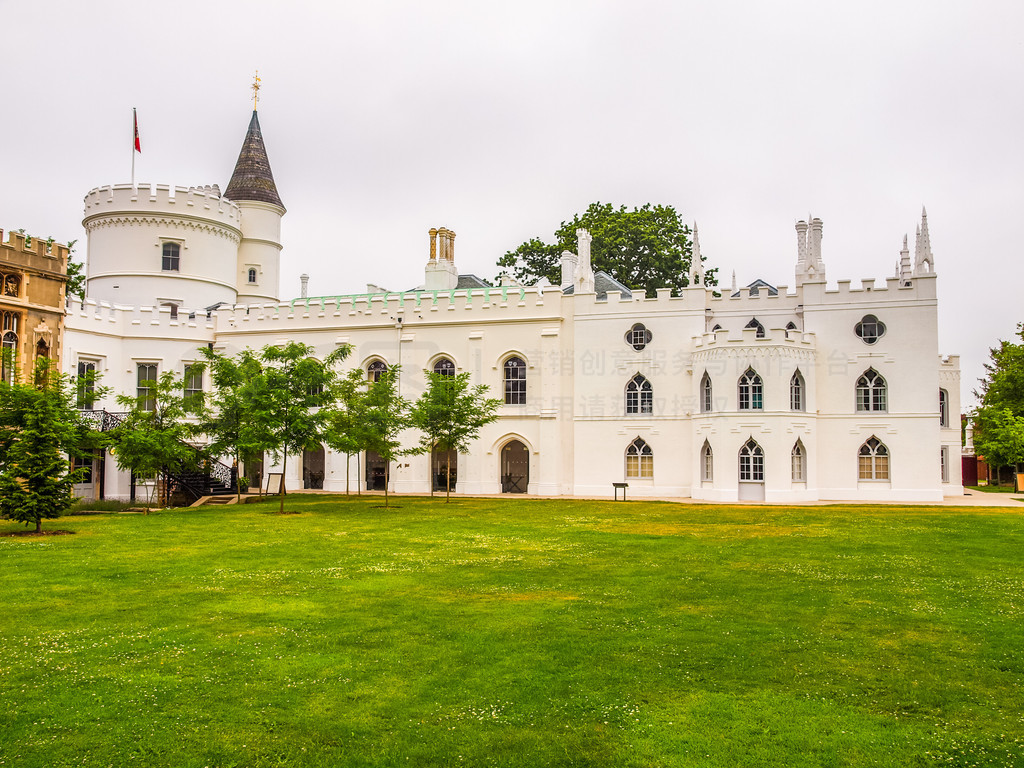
1,497,1022,768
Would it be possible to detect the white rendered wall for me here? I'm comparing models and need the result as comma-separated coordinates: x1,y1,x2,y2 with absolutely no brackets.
83,184,241,310
235,201,284,304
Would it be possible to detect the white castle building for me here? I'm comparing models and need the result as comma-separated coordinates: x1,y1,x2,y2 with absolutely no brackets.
65,110,963,502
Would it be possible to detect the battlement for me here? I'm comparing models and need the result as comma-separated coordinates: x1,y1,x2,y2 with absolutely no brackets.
66,297,218,337
0,228,71,263
692,325,816,350
82,183,241,228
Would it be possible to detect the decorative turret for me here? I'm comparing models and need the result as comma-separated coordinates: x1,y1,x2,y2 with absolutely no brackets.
914,206,934,275
574,229,595,294
225,110,285,304
689,222,704,286
795,216,825,286
899,233,912,286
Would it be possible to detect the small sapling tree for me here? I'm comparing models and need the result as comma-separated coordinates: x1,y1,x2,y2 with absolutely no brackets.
113,369,201,509
325,367,369,495
246,342,349,514
360,365,413,508
199,346,264,501
410,371,500,502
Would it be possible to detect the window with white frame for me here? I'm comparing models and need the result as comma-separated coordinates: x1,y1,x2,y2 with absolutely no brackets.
161,242,180,272
739,438,764,481
700,372,712,413
790,370,805,411
940,445,949,483
367,359,388,383
625,437,653,478
858,437,889,480
939,389,948,427
738,368,763,410
76,360,98,410
792,440,806,482
625,374,653,414
184,364,204,412
503,356,526,405
856,369,887,412
745,318,766,338
1,311,18,385
247,267,258,284
701,440,713,482
137,363,158,411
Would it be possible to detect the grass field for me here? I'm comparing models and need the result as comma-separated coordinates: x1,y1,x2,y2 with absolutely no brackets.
1,496,1022,767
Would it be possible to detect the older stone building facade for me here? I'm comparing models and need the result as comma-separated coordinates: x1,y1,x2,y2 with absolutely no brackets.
64,110,963,502
0,229,69,383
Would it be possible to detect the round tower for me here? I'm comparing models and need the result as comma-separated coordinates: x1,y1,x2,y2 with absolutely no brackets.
82,183,242,311
224,110,285,304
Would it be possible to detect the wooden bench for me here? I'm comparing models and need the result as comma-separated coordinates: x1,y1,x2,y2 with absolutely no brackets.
612,482,628,501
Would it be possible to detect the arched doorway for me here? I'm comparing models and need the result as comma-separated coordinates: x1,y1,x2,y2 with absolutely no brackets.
302,444,325,489
500,440,529,493
365,450,387,491
432,446,457,493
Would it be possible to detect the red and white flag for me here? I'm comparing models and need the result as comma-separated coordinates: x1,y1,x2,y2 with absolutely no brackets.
133,108,141,153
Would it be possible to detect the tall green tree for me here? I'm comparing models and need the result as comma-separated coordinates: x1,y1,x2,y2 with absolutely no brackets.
113,368,201,508
496,202,716,297
410,371,500,502
325,368,369,495
199,346,264,501
360,365,412,509
245,342,349,514
974,323,1024,481
0,359,94,533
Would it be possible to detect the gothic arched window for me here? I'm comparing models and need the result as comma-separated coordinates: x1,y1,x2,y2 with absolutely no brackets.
625,374,653,414
745,318,765,338
738,368,763,410
858,437,889,480
739,439,764,481
856,369,887,412
790,370,805,411
700,372,713,413
625,437,653,478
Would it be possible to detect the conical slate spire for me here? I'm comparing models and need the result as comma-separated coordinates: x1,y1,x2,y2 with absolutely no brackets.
224,110,285,209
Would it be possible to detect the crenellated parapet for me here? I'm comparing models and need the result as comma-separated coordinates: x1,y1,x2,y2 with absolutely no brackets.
66,297,218,337
83,184,242,241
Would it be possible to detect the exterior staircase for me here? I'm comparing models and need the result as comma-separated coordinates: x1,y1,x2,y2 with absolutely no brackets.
80,409,238,503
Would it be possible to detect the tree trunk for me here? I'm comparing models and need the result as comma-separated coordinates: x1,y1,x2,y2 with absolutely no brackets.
445,452,452,503
278,447,288,515
235,452,241,503
384,460,389,509
35,517,42,534
345,453,350,496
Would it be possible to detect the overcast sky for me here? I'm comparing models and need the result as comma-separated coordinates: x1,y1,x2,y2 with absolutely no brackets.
3,0,1022,407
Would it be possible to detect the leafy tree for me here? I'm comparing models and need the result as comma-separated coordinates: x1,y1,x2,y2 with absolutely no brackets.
65,239,85,300
0,359,94,533
974,408,1024,478
496,202,717,297
325,368,369,495
245,342,349,514
360,365,413,509
112,369,201,509
974,323,1024,482
199,347,265,501
410,371,500,502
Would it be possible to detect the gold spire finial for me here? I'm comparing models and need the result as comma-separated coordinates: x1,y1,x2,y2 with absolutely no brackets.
251,70,261,110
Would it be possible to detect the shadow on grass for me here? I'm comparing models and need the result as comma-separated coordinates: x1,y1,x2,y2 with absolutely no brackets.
1,529,75,537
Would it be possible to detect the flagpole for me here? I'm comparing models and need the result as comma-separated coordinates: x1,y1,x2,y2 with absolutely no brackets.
131,107,136,188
